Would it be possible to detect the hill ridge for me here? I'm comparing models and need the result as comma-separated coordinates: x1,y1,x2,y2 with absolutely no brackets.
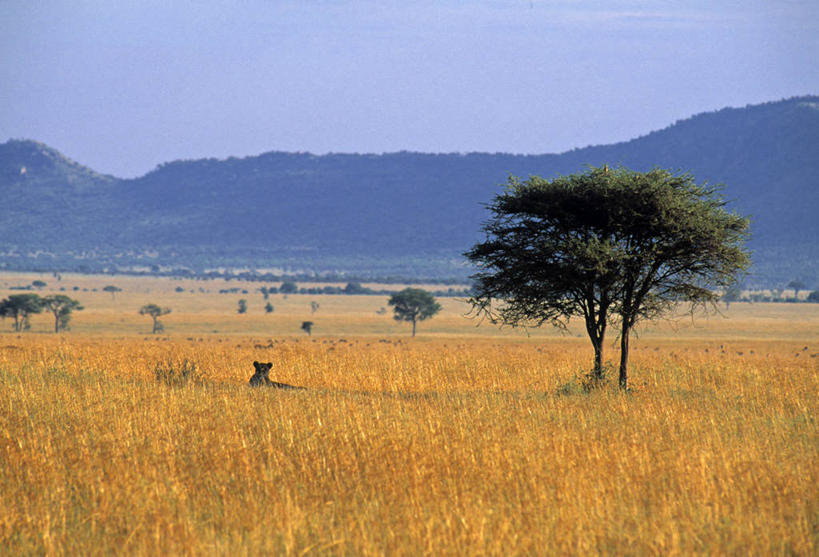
1,96,817,285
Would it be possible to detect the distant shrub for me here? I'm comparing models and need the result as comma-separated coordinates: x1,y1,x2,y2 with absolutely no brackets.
556,364,614,395
580,364,613,392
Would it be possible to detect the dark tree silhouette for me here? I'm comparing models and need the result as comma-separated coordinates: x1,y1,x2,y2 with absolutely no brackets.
280,281,298,294
388,288,442,337
466,166,750,390
103,285,122,299
139,304,171,333
0,293,44,332
42,294,83,332
787,280,807,300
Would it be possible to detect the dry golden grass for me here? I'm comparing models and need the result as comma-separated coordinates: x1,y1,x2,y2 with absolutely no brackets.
1,273,817,554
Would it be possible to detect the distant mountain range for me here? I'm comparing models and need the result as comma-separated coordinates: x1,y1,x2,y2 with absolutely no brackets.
1,96,817,286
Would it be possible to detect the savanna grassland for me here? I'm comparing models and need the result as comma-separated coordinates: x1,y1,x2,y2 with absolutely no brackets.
1,273,817,555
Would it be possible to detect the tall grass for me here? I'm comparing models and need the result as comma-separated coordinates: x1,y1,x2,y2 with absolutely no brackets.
1,334,816,555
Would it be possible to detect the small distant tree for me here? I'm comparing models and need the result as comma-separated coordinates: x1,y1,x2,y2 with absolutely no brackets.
103,285,122,299
280,281,298,295
260,287,270,300
139,304,171,333
722,284,742,308
301,321,314,336
42,294,83,333
238,299,248,314
32,280,47,290
808,290,819,303
311,301,320,314
264,302,274,313
0,294,44,331
344,282,368,295
388,288,442,337
175,286,185,293
787,280,807,300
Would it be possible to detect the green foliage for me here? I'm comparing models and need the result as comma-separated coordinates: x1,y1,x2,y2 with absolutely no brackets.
41,294,83,333
466,166,750,389
301,321,314,335
103,285,122,299
32,280,46,289
807,290,819,303
139,304,171,333
237,299,248,314
0,293,45,331
280,281,298,294
343,282,369,295
388,288,442,336
264,302,274,313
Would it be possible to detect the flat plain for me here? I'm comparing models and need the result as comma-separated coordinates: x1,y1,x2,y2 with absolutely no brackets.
1,272,817,555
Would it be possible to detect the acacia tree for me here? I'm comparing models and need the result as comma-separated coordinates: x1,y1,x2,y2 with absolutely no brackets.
388,288,442,337
103,285,122,300
139,304,171,333
0,294,44,332
465,166,750,390
42,295,84,333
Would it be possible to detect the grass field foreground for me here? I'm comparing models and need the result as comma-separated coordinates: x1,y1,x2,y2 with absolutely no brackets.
0,273,817,554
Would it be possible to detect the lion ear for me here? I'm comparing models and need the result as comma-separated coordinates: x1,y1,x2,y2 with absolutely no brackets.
267,362,273,367
253,361,260,369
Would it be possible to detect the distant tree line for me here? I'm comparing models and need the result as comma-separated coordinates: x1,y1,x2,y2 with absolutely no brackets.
209,281,471,297
0,293,83,332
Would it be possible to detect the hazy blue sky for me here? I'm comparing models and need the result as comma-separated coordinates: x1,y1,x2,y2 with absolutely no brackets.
2,1,818,177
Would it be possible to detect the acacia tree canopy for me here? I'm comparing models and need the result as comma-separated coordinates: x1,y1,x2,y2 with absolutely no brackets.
42,294,83,333
465,166,750,390
388,288,442,336
0,293,45,332
139,304,171,333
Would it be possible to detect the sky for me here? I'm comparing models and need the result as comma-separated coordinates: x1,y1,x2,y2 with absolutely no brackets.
2,1,818,178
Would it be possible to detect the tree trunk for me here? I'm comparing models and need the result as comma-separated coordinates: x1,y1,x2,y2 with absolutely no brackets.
152,318,159,334
592,337,603,378
619,323,630,390
411,318,416,337
54,314,59,333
